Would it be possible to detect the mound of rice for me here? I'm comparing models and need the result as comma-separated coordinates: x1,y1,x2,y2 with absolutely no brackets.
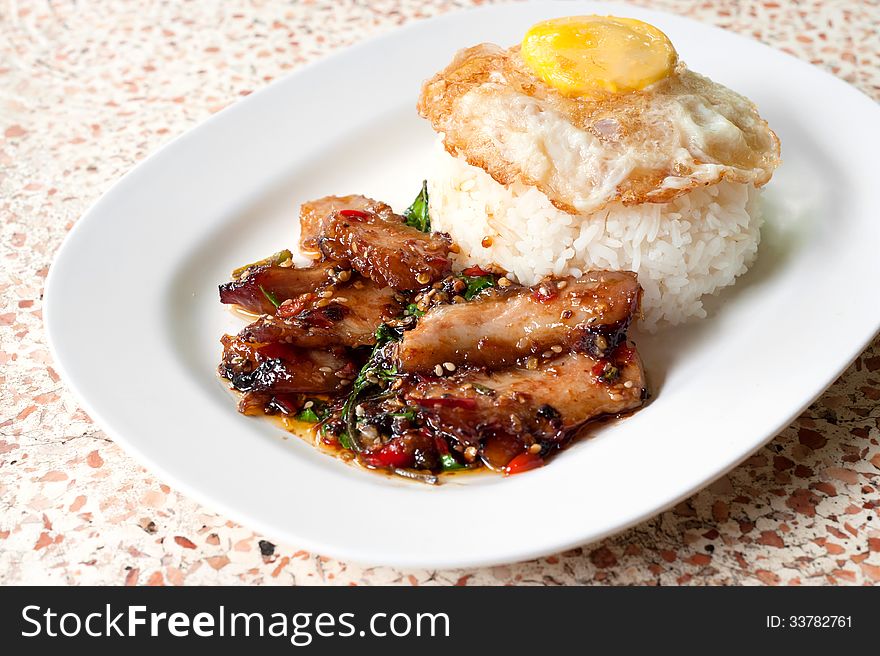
428,139,762,331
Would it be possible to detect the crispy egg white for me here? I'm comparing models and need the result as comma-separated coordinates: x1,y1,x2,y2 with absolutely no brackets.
418,18,780,214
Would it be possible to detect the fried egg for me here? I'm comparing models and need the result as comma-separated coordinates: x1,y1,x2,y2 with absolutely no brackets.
417,15,780,214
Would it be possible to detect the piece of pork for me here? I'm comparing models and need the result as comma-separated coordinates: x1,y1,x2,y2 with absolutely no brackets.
299,195,395,256
401,347,645,468
397,271,641,372
318,210,452,291
219,262,337,315
299,194,452,290
219,335,356,394
238,277,403,348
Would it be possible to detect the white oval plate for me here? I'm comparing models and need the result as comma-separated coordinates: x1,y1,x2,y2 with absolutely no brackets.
46,1,880,568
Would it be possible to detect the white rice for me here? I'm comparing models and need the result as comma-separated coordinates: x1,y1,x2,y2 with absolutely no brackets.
428,140,762,331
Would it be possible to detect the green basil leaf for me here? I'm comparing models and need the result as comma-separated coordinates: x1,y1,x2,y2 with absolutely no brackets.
403,180,430,232
440,453,466,471
259,285,280,308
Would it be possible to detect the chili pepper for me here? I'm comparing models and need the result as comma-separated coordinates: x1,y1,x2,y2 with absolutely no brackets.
366,440,412,469
504,452,544,475
339,209,369,219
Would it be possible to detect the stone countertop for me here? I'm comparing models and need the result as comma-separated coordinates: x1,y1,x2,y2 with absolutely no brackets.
1,0,879,585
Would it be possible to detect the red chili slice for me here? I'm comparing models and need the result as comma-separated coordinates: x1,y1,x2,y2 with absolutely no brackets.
612,342,635,364
338,209,369,219
461,265,492,276
276,293,315,318
365,440,412,469
532,289,558,303
434,436,451,455
255,342,299,362
271,395,300,414
504,452,544,476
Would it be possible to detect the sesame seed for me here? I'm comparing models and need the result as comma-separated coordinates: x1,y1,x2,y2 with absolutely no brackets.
452,295,466,303
464,446,478,461
319,290,334,298
609,393,623,401
318,367,332,373
337,269,351,282
595,335,608,350
551,345,563,353
279,299,293,307
334,297,348,303
538,287,549,297
542,350,553,358
556,280,568,290
623,381,633,388
351,242,359,254
498,277,512,288
334,371,348,378
528,444,542,455
303,401,314,409
434,364,444,376
443,362,456,372
315,299,330,308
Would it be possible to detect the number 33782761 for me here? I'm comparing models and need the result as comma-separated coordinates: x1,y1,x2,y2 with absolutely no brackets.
766,616,852,628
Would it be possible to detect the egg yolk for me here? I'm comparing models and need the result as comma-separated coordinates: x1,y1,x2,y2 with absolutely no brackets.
521,15,678,97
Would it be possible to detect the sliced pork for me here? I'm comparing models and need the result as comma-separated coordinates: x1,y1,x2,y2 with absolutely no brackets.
398,271,641,372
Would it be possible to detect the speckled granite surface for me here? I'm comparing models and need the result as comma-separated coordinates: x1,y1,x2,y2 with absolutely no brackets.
2,0,879,586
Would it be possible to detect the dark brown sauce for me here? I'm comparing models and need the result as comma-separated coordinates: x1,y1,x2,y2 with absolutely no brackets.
225,380,649,484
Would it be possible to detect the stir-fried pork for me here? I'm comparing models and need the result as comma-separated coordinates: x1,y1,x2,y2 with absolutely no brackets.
303,201,451,290
219,335,356,394
299,195,395,255
398,271,640,372
238,277,403,348
219,262,337,315
219,191,649,483
400,347,644,468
